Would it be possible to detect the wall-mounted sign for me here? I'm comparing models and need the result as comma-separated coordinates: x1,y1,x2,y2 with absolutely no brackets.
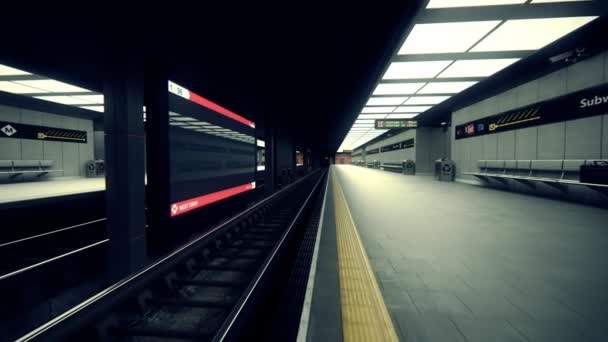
375,119,417,129
367,148,380,155
380,138,415,152
0,121,87,143
455,83,608,140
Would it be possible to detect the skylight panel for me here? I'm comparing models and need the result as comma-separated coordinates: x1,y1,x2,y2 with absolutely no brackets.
382,61,453,79
394,105,433,113
361,106,396,113
404,96,450,105
471,17,597,52
398,21,501,54
427,0,525,8
366,97,408,106
438,58,519,78
418,81,477,94
373,83,425,95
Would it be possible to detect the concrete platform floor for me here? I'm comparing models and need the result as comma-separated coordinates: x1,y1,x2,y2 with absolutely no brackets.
0,177,105,204
334,165,608,342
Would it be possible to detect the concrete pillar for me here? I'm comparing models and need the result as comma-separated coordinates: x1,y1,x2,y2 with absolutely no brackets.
103,64,146,280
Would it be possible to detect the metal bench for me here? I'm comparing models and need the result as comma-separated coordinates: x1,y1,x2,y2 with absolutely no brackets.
0,160,63,180
380,160,416,175
465,159,608,194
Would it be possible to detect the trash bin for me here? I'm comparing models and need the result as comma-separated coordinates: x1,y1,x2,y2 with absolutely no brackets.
403,159,416,175
438,160,455,182
86,160,97,178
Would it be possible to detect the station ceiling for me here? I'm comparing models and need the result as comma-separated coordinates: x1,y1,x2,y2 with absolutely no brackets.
1,1,607,155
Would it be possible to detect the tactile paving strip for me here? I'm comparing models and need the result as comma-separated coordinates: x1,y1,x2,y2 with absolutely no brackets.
332,172,399,342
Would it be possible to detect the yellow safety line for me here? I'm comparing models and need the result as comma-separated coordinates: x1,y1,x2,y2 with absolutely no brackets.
332,171,399,342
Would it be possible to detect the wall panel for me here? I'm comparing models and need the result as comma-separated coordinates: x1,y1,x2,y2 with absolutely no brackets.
537,122,565,159
515,127,537,160
497,131,515,160
565,116,602,159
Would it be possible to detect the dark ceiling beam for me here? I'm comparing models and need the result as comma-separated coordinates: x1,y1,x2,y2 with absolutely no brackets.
417,2,603,24
394,50,532,61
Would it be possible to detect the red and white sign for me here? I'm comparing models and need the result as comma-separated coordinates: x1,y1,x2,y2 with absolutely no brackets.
170,182,256,217
168,81,255,128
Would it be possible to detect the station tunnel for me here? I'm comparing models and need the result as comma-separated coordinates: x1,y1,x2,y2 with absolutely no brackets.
1,1,608,341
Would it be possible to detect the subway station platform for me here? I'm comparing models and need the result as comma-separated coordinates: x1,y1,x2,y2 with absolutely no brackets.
301,165,608,342
0,178,105,205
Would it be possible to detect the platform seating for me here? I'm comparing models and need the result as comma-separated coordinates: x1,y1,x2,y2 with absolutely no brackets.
0,160,63,180
465,159,608,193
381,161,403,172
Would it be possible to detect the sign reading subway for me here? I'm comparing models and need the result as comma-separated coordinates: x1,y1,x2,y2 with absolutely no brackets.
455,83,608,140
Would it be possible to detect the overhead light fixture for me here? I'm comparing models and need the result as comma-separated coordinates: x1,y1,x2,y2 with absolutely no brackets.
72,94,104,104
438,58,519,78
34,95,91,105
427,0,525,8
404,96,450,105
15,79,90,93
170,116,198,121
398,21,501,54
366,97,408,106
79,105,104,112
359,114,388,119
361,106,396,113
355,119,375,124
0,81,49,94
373,83,425,95
395,105,433,113
418,81,477,94
382,60,453,79
0,64,31,76
169,122,188,126
471,17,597,52
386,113,418,119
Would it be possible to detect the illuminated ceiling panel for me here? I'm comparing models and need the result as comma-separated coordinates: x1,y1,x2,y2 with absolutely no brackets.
15,80,90,93
471,17,597,52
427,0,525,8
358,114,388,119
398,21,501,54
361,106,396,113
382,61,453,79
386,113,419,119
418,81,477,94
366,97,408,106
404,96,450,105
34,95,91,105
394,105,433,113
438,58,520,78
0,65,30,76
373,83,425,95
0,81,49,94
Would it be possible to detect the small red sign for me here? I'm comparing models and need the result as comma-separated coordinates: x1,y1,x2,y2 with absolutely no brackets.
170,182,256,217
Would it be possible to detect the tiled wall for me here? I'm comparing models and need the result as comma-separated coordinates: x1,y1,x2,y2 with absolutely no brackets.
0,104,95,177
452,52,608,181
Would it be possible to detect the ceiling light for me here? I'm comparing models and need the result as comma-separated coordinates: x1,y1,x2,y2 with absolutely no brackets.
386,113,419,119
0,81,49,94
79,105,104,112
361,106,396,113
15,79,91,93
169,112,181,116
382,60,453,79
394,106,432,113
418,81,477,94
427,0,525,8
373,83,425,95
72,94,104,104
404,96,450,105
355,119,375,124
0,64,31,76
359,114,388,119
170,116,198,121
438,58,519,78
399,21,501,54
366,97,408,106
34,95,90,105
169,122,187,126
472,17,597,52
189,122,211,126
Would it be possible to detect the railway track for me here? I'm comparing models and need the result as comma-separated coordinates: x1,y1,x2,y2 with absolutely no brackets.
17,169,326,342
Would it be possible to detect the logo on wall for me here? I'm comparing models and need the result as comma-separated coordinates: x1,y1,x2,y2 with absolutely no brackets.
0,121,87,143
465,124,475,135
1,124,17,137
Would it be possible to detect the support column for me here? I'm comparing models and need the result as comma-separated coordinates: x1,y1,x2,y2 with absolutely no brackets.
104,64,146,281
